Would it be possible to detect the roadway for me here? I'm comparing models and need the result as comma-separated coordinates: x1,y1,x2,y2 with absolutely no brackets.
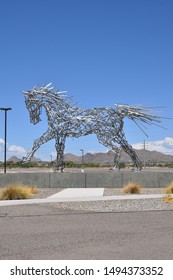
0,204,172,260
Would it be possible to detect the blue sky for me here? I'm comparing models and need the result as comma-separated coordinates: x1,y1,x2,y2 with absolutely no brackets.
0,0,173,161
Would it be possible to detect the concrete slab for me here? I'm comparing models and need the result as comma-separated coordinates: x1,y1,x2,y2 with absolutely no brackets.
0,193,169,207
121,172,160,188
0,174,15,187
85,172,122,188
48,188,104,198
49,173,85,188
158,172,173,188
1,171,173,188
14,173,50,188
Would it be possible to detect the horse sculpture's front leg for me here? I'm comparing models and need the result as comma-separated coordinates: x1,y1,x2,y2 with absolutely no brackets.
54,136,66,172
22,129,53,163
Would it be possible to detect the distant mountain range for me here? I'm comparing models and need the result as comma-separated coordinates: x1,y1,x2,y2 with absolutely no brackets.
64,149,173,164
7,149,173,164
7,156,41,163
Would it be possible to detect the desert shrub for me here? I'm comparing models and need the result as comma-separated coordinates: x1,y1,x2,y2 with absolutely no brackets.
0,184,38,200
163,196,173,203
122,182,142,194
28,186,38,195
164,182,173,194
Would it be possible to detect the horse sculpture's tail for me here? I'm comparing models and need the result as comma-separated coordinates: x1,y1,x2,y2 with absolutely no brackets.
116,104,162,136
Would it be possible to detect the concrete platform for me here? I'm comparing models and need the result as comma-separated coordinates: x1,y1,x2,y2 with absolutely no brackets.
48,188,104,198
1,170,173,188
0,190,169,207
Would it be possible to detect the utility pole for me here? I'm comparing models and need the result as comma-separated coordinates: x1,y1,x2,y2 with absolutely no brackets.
0,108,12,173
80,149,84,171
143,140,146,169
80,149,84,164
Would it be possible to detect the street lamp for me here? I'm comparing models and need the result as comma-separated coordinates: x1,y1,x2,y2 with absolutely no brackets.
0,108,12,173
50,154,53,168
143,140,148,169
80,149,85,172
80,149,84,165
50,154,52,162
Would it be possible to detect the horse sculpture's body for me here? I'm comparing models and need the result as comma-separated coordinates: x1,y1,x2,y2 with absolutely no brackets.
22,83,161,171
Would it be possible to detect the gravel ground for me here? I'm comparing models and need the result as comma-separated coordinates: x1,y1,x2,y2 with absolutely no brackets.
45,198,173,212
33,188,64,199
104,188,165,196
32,188,173,212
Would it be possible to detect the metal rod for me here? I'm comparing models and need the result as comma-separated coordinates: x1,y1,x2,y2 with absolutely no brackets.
0,108,12,173
4,110,7,173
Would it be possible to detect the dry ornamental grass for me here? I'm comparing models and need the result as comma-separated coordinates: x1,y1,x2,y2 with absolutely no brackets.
163,182,173,203
163,196,173,203
122,182,142,194
0,184,38,200
164,182,173,194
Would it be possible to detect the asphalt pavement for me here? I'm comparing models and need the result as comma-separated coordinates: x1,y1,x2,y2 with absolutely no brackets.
0,188,172,260
0,204,172,259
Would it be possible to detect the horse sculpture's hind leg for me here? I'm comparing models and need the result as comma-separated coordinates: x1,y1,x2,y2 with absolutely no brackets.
119,139,142,171
22,128,54,163
55,135,66,172
97,133,142,171
96,134,122,170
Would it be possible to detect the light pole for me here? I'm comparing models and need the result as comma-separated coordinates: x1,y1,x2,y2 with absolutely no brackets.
80,149,84,172
143,140,148,169
80,149,84,165
50,154,53,167
0,108,12,173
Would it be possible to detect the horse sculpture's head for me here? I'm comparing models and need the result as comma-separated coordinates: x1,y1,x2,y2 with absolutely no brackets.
22,83,70,126
22,89,42,125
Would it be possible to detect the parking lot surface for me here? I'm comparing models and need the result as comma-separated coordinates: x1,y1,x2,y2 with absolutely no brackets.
0,203,172,260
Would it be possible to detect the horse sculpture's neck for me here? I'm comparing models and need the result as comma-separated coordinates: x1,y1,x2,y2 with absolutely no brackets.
40,93,73,124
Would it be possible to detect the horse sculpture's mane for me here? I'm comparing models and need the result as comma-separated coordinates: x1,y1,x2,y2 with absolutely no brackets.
23,83,74,106
22,83,162,171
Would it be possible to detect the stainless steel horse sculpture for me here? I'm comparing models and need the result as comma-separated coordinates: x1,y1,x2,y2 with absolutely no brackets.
22,83,161,171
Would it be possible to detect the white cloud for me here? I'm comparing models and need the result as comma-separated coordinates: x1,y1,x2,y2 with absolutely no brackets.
8,145,26,154
0,138,26,160
0,138,4,145
132,137,173,155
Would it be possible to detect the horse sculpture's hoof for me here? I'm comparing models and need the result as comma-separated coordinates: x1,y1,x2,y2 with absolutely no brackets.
22,157,30,164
